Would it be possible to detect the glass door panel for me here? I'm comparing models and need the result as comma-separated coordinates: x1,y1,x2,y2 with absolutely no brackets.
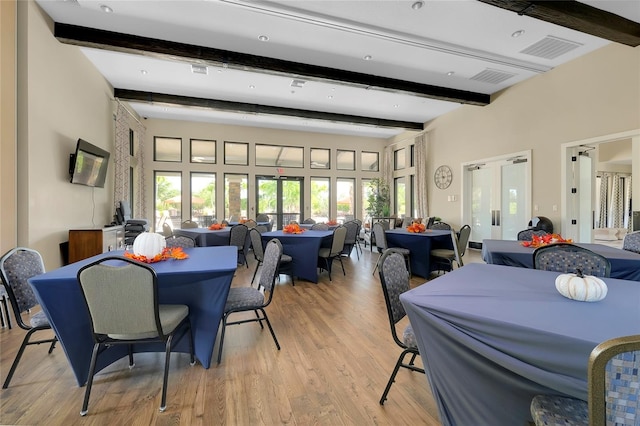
500,162,527,240
470,167,493,244
256,176,303,229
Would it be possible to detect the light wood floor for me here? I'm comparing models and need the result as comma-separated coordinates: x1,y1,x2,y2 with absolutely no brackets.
0,246,484,425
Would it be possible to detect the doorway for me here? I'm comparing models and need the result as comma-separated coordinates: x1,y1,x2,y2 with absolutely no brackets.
256,176,303,230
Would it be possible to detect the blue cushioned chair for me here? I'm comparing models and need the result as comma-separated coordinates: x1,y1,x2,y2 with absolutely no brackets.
377,249,424,405
165,235,196,248
533,243,611,277
622,231,640,254
531,334,640,426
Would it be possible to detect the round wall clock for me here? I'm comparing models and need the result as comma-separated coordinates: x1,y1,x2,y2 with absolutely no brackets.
434,165,453,189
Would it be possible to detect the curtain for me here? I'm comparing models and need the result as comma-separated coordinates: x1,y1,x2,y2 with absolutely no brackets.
625,177,632,232
610,174,623,228
114,103,147,220
383,145,393,198
598,173,609,228
414,133,428,218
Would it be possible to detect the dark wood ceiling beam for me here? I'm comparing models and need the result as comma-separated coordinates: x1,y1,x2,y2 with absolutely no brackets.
114,89,424,131
55,23,489,106
478,0,640,47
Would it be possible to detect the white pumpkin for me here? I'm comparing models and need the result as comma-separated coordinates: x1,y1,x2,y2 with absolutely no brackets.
132,232,166,258
555,269,608,302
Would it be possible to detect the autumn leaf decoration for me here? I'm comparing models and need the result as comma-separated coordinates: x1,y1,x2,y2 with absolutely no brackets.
521,233,573,248
124,247,189,263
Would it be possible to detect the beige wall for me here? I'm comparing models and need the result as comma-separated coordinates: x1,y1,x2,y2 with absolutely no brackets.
423,43,640,232
0,1,17,254
143,118,387,226
16,0,114,268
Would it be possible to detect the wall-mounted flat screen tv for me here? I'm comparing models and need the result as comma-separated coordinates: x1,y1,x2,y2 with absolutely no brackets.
69,139,110,188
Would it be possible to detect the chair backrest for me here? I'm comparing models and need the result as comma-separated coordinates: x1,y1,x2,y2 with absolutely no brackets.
311,223,329,231
622,231,640,254
401,217,413,228
589,334,640,426
181,219,198,229
343,221,358,244
430,221,452,231
330,226,348,256
533,243,611,277
0,247,46,322
302,218,316,224
426,217,435,229
372,222,389,251
165,235,196,248
378,249,410,348
457,225,471,258
119,200,133,221
162,222,173,237
258,239,283,301
517,229,549,241
249,228,264,262
229,215,240,222
229,224,248,249
77,256,163,339
255,225,269,234
256,213,270,222
244,219,257,228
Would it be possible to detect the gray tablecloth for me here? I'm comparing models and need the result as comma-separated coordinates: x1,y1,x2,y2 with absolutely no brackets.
400,263,640,425
482,239,640,281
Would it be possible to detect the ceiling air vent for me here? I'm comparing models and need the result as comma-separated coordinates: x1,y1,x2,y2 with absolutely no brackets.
520,36,582,60
191,64,208,75
290,79,307,88
470,69,516,85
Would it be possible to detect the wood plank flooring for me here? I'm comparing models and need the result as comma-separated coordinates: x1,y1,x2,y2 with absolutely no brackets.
0,246,483,425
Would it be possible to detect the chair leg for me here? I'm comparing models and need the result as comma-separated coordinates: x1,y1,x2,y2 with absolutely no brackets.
338,256,346,276
372,252,382,276
0,296,9,328
259,308,280,350
3,328,56,389
380,349,424,405
128,345,135,369
254,309,264,329
80,343,101,416
160,335,174,412
217,314,229,364
325,258,332,281
251,261,261,285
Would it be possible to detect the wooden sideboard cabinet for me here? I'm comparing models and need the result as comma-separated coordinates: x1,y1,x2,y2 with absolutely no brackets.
68,226,124,263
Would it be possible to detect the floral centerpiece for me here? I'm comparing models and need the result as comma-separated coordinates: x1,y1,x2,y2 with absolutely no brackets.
283,223,305,234
208,223,226,230
521,233,573,248
239,218,248,224
407,222,427,233
326,219,338,226
124,246,189,263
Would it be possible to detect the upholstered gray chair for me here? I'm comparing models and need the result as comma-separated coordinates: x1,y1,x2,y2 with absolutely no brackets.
377,249,424,405
0,247,57,389
229,224,249,267
430,221,452,231
180,219,198,229
372,222,411,276
533,243,611,277
0,285,10,328
217,239,283,364
249,228,294,285
310,223,329,231
517,229,549,241
318,225,347,281
255,225,269,234
244,219,257,228
256,213,270,222
302,218,316,224
342,220,360,259
531,334,640,426
162,222,173,237
431,225,471,273
622,231,640,254
165,235,196,248
77,256,194,415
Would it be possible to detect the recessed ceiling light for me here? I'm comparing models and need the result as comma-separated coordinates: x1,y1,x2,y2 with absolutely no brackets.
258,35,269,42
100,4,113,13
512,30,525,38
327,95,333,100
411,1,424,10
447,71,455,76
249,84,255,89
393,104,399,108
140,70,148,75
363,55,372,61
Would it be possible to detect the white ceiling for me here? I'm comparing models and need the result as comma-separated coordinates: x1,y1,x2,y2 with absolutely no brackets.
36,0,640,138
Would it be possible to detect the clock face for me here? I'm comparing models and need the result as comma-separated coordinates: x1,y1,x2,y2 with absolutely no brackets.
434,165,452,189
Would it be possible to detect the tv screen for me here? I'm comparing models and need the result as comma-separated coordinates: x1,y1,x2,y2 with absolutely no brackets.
69,139,110,188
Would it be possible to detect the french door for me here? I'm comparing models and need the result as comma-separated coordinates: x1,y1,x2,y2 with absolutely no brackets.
256,176,303,230
464,152,531,246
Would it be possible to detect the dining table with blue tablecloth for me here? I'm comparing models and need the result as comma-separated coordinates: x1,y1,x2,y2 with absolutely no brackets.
173,227,250,264
29,246,237,386
261,230,333,283
384,229,452,278
482,239,640,281
400,263,640,425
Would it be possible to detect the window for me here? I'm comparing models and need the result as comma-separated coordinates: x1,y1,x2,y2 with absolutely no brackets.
395,177,406,218
154,137,182,162
337,178,355,223
310,177,330,223
190,139,216,163
410,144,415,168
361,151,379,172
224,141,248,165
337,149,355,171
256,144,303,168
310,148,330,169
191,172,216,226
394,148,406,170
224,173,248,220
155,171,181,231
361,178,373,221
